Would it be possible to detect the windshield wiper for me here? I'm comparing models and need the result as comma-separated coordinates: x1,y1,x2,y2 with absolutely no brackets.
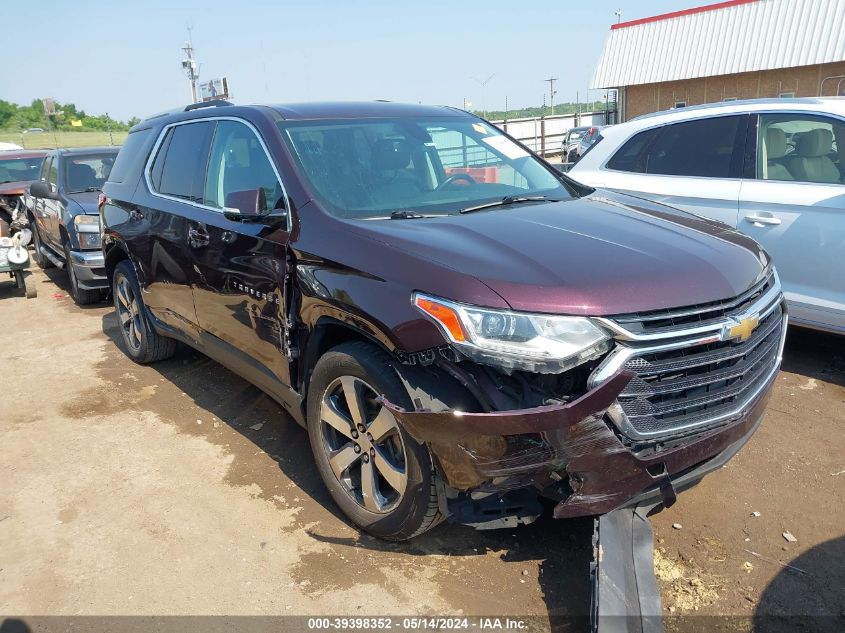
67,187,102,194
459,195,557,214
389,210,428,219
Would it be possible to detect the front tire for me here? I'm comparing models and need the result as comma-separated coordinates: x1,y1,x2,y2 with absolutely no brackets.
30,219,55,269
112,260,176,364
64,243,105,305
306,341,443,541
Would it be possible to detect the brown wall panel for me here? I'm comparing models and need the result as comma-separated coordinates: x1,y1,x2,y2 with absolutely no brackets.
620,62,845,120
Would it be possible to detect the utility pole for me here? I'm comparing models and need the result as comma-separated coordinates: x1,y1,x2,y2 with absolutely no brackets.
181,27,200,104
544,77,558,116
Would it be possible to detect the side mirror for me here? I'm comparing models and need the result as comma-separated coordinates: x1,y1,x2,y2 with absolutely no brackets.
29,180,55,199
224,188,265,218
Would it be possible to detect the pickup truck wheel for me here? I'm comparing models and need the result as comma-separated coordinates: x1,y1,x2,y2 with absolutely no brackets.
112,260,176,364
64,243,104,305
29,220,54,269
307,341,444,541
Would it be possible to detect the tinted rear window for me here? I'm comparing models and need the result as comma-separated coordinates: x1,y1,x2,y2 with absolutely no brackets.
108,128,150,183
608,116,744,178
607,128,661,173
152,121,214,202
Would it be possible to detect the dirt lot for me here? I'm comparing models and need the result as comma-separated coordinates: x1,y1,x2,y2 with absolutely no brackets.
1,268,843,630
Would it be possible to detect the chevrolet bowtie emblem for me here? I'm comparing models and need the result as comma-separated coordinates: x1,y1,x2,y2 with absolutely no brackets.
725,316,760,342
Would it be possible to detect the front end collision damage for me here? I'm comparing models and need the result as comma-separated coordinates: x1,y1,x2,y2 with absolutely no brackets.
383,360,775,520
289,253,780,522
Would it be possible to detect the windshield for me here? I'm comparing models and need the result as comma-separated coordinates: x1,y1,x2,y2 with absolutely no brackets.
65,153,117,192
0,156,44,184
568,130,585,141
279,117,574,219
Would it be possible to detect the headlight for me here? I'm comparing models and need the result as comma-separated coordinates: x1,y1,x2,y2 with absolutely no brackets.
413,292,612,373
74,215,102,249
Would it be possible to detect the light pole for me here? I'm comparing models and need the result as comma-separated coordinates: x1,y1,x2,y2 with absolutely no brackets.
181,37,200,104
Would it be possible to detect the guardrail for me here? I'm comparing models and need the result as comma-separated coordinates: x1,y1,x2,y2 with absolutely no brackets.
490,110,614,158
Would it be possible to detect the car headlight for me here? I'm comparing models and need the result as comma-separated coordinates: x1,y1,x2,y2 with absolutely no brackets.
74,215,102,249
413,292,612,373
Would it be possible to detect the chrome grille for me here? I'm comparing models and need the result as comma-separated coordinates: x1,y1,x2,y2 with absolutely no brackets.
612,272,776,335
591,271,786,441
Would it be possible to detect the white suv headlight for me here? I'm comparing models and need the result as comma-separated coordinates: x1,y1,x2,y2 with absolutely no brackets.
413,292,612,373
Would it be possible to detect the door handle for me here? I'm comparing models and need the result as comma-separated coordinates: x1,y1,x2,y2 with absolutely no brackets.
744,214,782,226
187,226,210,248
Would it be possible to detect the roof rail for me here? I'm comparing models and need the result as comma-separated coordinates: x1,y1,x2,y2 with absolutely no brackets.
184,100,234,112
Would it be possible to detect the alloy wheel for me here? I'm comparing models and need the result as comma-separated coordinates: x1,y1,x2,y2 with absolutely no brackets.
319,376,408,514
116,276,143,352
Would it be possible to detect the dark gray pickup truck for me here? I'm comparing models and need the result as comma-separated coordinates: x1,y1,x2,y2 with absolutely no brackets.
27,147,118,304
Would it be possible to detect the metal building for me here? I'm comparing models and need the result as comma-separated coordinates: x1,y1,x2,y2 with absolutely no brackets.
592,0,845,121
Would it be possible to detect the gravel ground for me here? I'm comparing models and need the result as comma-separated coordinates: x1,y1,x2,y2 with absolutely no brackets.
1,268,842,631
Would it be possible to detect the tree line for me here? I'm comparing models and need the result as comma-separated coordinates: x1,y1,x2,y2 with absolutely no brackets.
476,100,610,121
0,99,139,132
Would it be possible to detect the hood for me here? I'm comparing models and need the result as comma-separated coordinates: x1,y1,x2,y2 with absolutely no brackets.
353,191,769,316
66,191,101,215
0,179,37,197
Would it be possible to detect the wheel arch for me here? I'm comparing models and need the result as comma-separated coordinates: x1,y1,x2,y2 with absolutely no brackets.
299,317,394,398
104,242,132,286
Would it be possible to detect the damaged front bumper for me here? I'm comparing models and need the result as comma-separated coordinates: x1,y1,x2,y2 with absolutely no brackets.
382,364,776,519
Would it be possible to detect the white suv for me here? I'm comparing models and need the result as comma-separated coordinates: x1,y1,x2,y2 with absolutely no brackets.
569,97,845,335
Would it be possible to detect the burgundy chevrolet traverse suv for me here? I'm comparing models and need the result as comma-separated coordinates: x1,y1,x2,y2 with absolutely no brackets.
101,101,786,540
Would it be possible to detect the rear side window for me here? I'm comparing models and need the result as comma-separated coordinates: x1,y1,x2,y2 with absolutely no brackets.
606,128,661,173
150,121,214,202
607,116,744,178
108,128,151,183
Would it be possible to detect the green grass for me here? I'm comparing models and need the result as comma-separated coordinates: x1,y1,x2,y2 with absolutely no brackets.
0,130,127,149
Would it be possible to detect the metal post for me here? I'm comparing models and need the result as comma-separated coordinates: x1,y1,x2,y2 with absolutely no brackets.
540,115,546,156
576,91,580,127
105,112,114,146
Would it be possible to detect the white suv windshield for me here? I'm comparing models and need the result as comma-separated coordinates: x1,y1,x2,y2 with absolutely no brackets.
279,117,573,219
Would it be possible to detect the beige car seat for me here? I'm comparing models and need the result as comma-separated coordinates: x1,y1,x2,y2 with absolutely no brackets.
764,127,792,181
788,128,841,184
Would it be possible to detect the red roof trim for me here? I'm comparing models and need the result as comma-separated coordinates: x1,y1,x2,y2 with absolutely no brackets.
611,0,758,30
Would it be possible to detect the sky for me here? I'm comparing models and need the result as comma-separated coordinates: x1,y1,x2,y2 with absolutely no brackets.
1,0,695,122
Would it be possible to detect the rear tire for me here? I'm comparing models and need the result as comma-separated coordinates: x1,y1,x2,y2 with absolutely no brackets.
64,243,105,305
306,341,443,541
112,260,176,364
30,219,54,269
